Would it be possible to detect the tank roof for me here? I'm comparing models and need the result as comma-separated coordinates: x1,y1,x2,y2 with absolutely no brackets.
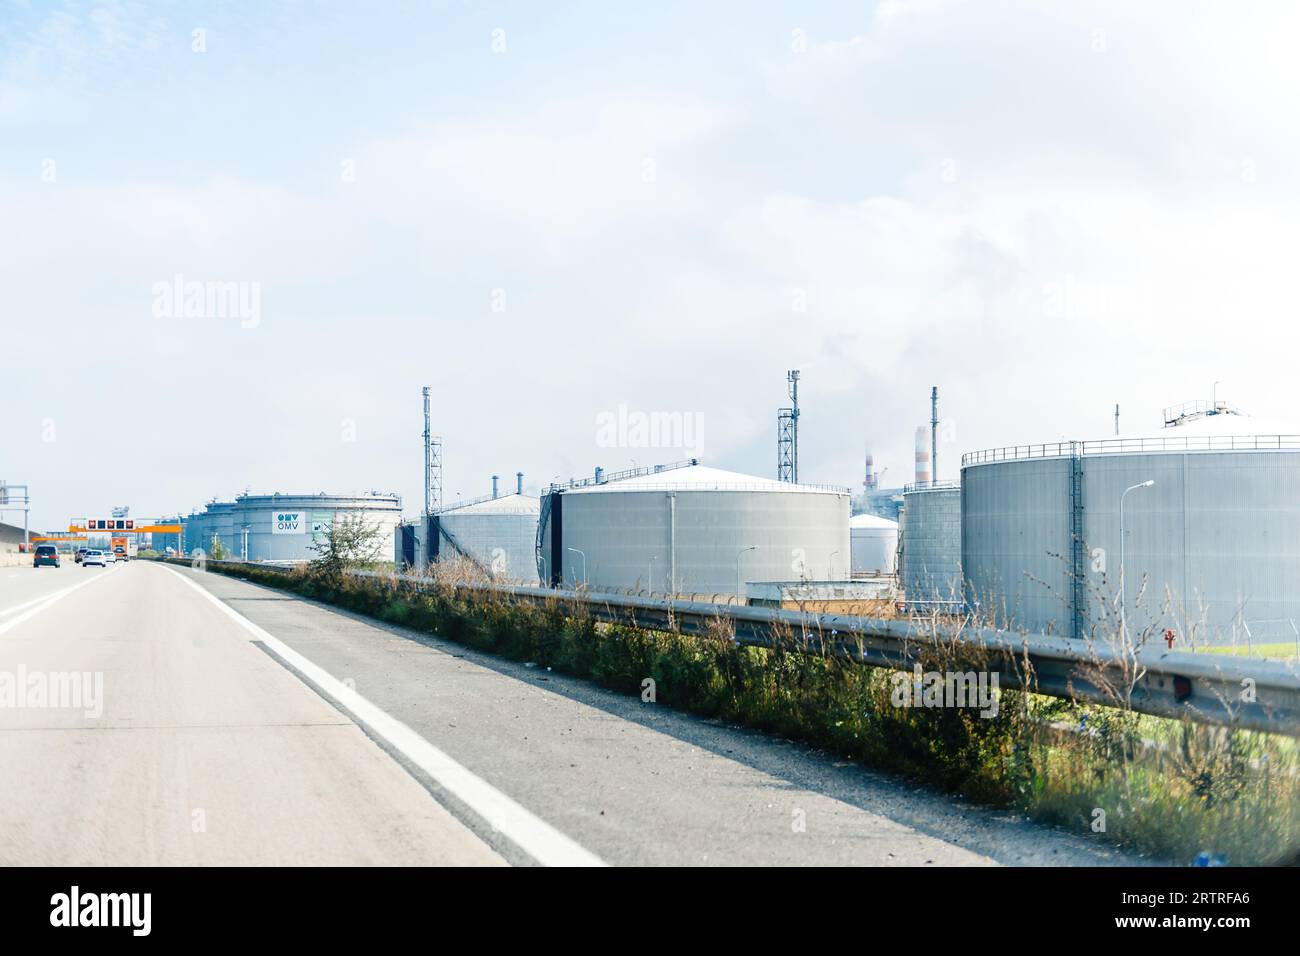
561,463,848,495
438,493,540,516
850,513,899,530
963,410,1300,467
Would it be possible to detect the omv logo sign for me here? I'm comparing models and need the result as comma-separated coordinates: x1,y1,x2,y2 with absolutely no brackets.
272,511,305,534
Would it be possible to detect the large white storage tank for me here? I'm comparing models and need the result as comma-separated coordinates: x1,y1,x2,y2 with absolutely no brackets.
537,462,851,598
237,492,402,562
432,492,540,584
184,492,401,562
900,482,963,610
962,404,1300,643
850,513,898,575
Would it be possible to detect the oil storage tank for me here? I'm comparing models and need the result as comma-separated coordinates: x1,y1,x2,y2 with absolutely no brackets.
236,492,402,562
184,492,401,562
900,481,962,611
430,490,541,584
961,403,1300,644
537,461,850,597
850,513,898,575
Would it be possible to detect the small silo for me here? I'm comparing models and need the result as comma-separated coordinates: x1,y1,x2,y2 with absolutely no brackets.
537,461,850,597
900,481,963,611
850,513,898,575
430,489,541,584
962,404,1300,643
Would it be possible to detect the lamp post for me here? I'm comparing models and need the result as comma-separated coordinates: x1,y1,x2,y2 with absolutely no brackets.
736,546,757,604
1119,479,1154,642
566,547,586,587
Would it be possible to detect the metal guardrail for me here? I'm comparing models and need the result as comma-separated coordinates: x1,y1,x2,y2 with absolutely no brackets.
170,558,1300,736
963,435,1300,467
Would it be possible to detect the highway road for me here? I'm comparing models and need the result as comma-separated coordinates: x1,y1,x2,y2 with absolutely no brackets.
0,561,1137,866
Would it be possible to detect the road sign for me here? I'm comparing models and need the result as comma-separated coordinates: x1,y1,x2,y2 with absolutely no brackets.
84,519,134,531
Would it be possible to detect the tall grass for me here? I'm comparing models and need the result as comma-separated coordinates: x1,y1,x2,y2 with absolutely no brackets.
192,559,1300,865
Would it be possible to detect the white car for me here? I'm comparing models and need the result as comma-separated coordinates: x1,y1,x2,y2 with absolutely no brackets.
82,550,108,567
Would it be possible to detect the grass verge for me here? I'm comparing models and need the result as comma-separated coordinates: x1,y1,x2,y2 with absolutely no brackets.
183,559,1300,866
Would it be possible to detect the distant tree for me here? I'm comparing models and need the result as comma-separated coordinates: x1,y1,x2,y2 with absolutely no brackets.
209,534,227,560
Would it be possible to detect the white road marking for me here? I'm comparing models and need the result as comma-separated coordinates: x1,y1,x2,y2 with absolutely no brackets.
0,567,117,636
162,565,606,868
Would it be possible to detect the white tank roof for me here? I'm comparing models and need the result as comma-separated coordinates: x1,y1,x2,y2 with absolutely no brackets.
440,493,539,516
1118,411,1300,441
850,513,899,530
564,464,846,495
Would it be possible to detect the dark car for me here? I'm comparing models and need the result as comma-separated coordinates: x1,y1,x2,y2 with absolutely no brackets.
75,548,88,564
33,544,60,568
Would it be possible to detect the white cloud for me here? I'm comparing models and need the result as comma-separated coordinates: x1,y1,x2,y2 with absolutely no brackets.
5,1,1300,522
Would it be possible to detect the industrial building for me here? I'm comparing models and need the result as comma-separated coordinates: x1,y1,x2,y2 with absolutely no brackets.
398,474,540,584
183,491,402,562
900,481,962,611
961,403,1300,644
537,460,850,598
850,513,898,576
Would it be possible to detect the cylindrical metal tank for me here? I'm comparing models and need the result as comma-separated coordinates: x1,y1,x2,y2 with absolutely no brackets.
537,463,850,598
183,493,401,562
850,513,898,575
237,492,402,562
431,493,540,584
900,482,962,610
962,409,1300,643
209,502,236,557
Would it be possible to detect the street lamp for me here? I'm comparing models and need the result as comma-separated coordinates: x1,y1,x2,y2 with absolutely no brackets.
1119,479,1154,642
566,547,586,587
736,546,757,603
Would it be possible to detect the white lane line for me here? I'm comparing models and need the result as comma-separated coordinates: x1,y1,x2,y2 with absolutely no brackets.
0,568,117,636
162,565,606,868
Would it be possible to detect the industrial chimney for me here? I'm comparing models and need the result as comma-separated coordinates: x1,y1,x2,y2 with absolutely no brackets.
516,472,524,495
914,426,931,486
863,446,877,492
491,475,499,499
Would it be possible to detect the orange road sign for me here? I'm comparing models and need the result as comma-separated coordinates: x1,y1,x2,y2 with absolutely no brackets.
67,524,181,534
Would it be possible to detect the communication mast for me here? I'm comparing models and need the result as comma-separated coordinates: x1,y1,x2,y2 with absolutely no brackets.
777,369,800,483
423,387,442,515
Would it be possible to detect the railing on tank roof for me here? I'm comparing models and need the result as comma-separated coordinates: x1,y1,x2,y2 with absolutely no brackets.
962,434,1300,467
564,480,851,494
436,490,508,514
546,459,699,493
902,480,960,494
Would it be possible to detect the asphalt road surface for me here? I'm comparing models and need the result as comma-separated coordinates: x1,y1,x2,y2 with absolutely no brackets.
0,561,1137,866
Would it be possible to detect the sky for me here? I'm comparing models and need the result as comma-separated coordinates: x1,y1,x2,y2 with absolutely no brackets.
3,0,1300,529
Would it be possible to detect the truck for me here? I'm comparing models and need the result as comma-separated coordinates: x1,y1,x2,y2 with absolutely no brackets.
110,536,137,561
